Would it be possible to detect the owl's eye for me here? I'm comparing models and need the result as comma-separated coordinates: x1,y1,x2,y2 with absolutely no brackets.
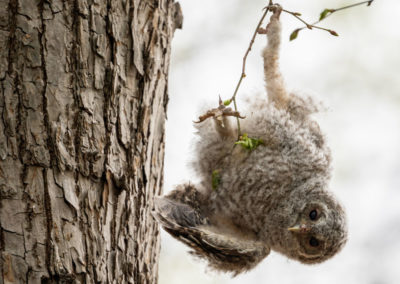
309,236,320,247
309,209,318,220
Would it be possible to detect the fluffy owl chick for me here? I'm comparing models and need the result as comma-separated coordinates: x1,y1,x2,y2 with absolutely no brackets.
153,6,347,275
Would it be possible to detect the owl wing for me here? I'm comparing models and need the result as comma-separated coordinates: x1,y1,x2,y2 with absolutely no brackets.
153,196,270,275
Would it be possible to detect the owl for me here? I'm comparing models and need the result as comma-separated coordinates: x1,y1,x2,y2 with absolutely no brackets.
154,6,347,275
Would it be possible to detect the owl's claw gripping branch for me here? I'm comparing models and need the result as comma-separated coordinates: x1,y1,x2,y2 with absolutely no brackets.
194,99,245,124
268,4,282,17
258,5,282,34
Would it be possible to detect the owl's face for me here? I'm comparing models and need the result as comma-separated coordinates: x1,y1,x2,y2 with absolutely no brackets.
273,188,348,264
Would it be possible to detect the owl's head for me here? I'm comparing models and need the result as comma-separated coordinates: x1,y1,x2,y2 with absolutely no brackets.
273,183,348,264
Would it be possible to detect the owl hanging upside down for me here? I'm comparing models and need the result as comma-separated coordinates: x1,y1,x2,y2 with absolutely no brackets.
153,5,347,275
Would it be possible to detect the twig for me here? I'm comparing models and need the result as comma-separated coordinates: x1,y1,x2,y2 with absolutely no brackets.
285,0,374,39
283,9,338,36
283,9,330,32
229,3,272,138
332,0,374,13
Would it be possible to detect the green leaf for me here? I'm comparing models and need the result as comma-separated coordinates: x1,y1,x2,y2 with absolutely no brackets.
290,29,300,41
223,99,232,106
235,133,263,150
319,9,332,21
248,138,254,148
211,170,221,190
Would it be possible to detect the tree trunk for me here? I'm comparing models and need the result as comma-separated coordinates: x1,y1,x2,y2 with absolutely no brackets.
0,0,181,283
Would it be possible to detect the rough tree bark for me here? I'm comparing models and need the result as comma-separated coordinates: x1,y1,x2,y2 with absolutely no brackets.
0,0,182,283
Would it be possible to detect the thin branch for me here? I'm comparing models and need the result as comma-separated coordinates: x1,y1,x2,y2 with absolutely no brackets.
285,0,374,38
333,0,374,12
233,99,241,136
230,7,270,102
283,9,312,29
283,9,337,35
314,0,375,27
229,4,272,137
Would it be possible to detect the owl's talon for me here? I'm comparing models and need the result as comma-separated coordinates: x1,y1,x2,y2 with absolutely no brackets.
269,4,282,17
262,5,282,34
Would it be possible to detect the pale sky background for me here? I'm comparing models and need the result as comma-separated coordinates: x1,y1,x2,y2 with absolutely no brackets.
159,0,400,283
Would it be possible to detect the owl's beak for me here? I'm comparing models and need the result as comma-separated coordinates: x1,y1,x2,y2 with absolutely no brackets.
288,223,311,233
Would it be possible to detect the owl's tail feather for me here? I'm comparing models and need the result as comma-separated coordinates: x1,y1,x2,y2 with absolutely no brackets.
153,184,269,275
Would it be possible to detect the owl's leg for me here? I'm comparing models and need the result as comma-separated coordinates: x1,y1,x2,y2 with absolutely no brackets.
153,184,270,275
261,5,289,109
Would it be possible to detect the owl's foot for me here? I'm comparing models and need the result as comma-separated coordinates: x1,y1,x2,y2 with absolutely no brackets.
258,4,282,34
194,97,245,125
269,4,282,19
